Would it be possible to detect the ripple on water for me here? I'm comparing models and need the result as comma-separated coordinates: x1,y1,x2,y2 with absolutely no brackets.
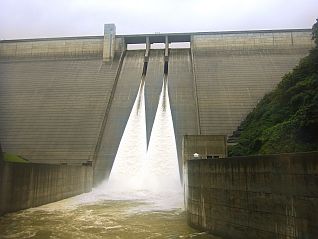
0,199,220,239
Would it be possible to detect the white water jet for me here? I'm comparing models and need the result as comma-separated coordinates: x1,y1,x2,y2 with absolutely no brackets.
143,77,181,194
106,80,147,192
93,76,182,209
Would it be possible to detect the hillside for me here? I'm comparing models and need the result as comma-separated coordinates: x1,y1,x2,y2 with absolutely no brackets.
229,20,318,156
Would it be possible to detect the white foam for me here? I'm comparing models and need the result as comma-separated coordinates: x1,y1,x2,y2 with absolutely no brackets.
90,77,182,211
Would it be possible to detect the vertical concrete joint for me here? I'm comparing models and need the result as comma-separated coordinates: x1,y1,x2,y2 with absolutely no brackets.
103,24,116,62
122,38,127,51
165,36,169,61
145,37,150,58
0,142,4,203
190,35,201,135
0,142,4,164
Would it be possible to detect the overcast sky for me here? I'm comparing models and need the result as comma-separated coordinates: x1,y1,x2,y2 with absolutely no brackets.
0,0,317,40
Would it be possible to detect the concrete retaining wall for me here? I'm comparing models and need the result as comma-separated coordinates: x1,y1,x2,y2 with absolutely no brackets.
185,152,318,238
0,162,93,215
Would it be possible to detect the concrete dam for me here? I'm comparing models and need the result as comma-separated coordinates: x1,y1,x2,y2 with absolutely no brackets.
0,24,314,185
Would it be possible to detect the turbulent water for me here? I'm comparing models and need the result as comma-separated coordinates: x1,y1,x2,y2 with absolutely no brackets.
0,78,220,239
0,195,218,239
108,77,181,194
107,80,147,191
144,77,181,193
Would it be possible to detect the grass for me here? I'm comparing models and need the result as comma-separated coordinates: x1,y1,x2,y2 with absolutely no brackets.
3,152,29,163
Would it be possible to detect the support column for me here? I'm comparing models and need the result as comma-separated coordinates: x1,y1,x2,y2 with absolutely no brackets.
103,24,116,62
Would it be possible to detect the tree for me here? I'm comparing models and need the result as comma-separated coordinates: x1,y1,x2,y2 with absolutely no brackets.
313,18,318,46
229,19,318,156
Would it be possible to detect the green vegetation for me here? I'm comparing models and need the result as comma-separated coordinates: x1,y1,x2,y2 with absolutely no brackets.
229,19,318,156
3,152,29,163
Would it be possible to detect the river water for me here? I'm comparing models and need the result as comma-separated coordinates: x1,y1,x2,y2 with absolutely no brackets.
0,191,219,239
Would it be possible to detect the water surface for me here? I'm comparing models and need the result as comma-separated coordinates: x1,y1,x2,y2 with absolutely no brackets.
0,195,219,239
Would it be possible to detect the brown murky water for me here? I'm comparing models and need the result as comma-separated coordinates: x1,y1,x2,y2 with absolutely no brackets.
0,193,220,239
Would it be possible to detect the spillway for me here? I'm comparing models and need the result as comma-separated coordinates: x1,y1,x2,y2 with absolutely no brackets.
107,80,147,191
144,76,181,193
97,74,182,208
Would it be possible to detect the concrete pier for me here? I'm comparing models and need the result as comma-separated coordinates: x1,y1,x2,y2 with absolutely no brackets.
103,24,116,61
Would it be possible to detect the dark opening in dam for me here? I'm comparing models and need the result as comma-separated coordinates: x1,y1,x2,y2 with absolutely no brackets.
164,61,168,75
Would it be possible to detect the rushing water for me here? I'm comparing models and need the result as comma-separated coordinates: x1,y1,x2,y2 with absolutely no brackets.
107,80,147,191
108,77,181,194
144,77,181,193
0,78,220,239
0,195,218,239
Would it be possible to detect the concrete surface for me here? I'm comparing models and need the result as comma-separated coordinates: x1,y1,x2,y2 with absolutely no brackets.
103,24,116,61
93,50,145,184
192,31,313,50
0,38,104,59
0,55,120,164
184,152,318,239
0,162,92,216
168,49,199,176
182,135,227,161
144,49,165,145
192,47,311,136
0,28,313,184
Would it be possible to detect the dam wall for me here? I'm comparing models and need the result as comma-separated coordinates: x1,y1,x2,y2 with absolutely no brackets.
0,161,92,215
0,28,314,184
185,152,318,239
192,30,313,136
0,37,124,59
0,55,122,164
192,30,312,50
144,50,165,145
94,50,145,183
168,48,199,175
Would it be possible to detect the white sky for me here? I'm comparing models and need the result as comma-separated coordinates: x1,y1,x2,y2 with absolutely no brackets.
0,0,317,40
